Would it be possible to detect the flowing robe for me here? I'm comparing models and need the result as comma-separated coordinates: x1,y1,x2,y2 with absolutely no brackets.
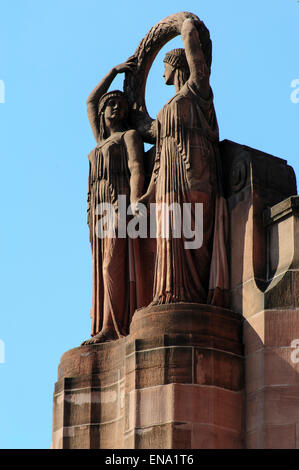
153,81,229,306
88,131,134,337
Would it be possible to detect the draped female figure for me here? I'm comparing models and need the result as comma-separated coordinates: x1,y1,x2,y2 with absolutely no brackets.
82,61,145,344
139,18,229,306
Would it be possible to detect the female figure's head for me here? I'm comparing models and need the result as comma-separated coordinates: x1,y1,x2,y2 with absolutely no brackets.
163,33,212,92
97,90,129,140
163,48,189,91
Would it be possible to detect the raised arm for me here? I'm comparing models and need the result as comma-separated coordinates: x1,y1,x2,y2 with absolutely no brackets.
181,18,210,98
87,69,118,141
87,59,136,142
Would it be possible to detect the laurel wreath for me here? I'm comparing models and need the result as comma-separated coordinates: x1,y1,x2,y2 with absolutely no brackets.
124,11,212,143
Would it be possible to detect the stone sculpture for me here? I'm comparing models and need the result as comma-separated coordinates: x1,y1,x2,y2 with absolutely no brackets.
53,12,299,450
136,17,229,306
83,11,229,344
82,62,146,344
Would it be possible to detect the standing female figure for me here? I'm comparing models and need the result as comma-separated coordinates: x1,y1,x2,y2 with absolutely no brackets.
82,61,145,344
140,19,229,306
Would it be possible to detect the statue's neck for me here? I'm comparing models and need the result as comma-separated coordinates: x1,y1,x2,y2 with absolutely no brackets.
106,121,125,136
174,75,184,93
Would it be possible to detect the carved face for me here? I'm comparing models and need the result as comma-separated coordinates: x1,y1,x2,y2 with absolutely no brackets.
163,63,175,85
104,96,128,124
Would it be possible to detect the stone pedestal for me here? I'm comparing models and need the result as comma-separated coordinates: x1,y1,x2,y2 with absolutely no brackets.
52,304,244,449
52,338,127,449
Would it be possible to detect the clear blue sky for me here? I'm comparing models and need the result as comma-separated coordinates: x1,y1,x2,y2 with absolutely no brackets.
0,0,298,449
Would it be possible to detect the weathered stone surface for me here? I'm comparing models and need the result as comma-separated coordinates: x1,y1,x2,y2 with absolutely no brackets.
219,140,299,449
264,424,297,449
220,139,296,294
53,143,299,449
52,304,244,449
130,304,242,351
244,309,299,448
53,5,299,448
191,423,243,449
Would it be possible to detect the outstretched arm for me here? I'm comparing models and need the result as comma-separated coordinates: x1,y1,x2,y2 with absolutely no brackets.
87,59,135,142
181,18,210,98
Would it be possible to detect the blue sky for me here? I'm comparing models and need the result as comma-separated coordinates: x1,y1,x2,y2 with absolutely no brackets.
0,0,298,449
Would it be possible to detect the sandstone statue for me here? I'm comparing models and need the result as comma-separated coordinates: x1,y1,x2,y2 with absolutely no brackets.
126,13,229,306
82,61,146,344
83,11,229,344
53,11,299,451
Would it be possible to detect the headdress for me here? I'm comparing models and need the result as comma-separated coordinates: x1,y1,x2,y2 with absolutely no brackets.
163,48,188,70
97,90,127,116
163,20,213,71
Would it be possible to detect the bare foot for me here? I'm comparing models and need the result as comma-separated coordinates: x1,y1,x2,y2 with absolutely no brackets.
81,329,119,346
148,299,161,307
